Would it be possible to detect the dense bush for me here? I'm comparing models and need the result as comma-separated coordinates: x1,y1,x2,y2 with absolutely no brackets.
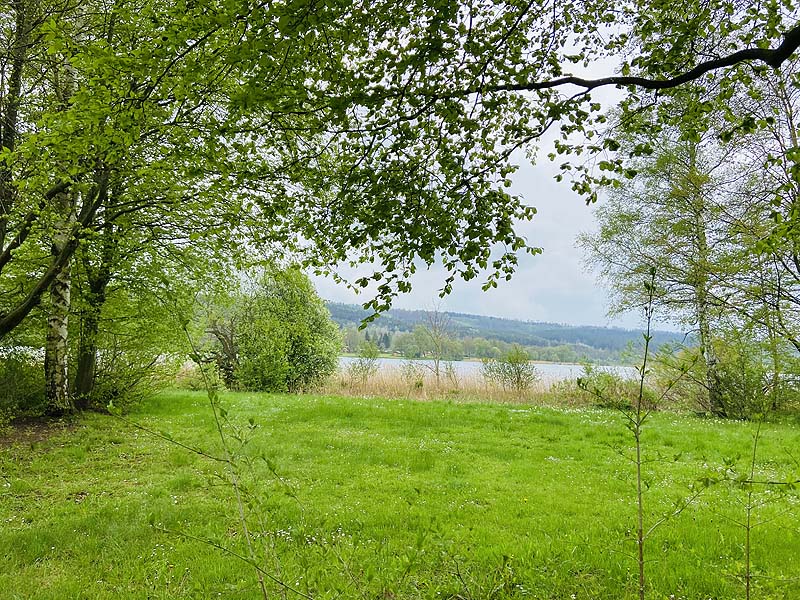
86,345,181,412
652,334,800,419
0,348,46,423
576,364,654,410
207,267,340,393
713,333,800,419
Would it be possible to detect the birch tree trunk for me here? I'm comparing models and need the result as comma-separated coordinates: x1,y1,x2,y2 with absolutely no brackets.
686,144,725,417
45,191,75,413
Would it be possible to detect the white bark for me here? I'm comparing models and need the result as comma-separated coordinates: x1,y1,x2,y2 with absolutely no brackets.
45,192,75,412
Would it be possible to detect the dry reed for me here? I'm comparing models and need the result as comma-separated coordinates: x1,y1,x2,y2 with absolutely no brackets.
319,363,594,408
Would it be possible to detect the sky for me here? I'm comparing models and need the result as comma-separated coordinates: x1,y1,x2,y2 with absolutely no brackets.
310,59,646,330
311,151,644,330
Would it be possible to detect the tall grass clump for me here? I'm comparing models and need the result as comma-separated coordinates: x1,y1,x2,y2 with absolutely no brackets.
326,362,563,404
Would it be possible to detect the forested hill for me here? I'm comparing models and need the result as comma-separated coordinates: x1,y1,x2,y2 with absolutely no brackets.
326,302,687,353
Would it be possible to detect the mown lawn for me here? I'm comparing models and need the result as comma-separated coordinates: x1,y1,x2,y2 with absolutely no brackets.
1,390,799,599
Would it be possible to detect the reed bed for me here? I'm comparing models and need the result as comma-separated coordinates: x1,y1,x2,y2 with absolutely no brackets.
320,361,594,407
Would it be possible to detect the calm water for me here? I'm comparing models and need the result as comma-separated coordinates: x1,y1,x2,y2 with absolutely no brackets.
338,356,636,382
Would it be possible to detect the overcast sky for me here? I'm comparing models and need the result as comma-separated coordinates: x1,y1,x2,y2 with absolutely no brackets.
311,151,645,330
310,64,649,330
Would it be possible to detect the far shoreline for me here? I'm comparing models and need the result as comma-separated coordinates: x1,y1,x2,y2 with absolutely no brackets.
337,354,630,367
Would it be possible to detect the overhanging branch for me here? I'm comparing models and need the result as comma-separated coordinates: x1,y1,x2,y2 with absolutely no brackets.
0,174,108,339
458,22,800,95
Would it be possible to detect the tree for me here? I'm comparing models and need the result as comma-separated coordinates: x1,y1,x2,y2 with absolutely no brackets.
579,135,741,415
69,222,208,410
341,326,364,354
393,327,429,360
380,332,392,351
205,267,340,393
421,304,453,386
1,0,797,342
472,338,503,360
73,273,190,410
580,60,800,415
0,0,532,346
292,0,800,223
714,64,800,352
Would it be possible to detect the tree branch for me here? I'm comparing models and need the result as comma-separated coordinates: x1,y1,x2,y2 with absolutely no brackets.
0,181,71,275
0,175,107,339
442,22,800,96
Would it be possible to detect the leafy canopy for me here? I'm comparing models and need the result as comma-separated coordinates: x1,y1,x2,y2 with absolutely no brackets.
1,0,798,337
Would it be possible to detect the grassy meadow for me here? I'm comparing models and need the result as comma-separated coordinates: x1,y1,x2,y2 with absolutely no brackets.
2,390,800,599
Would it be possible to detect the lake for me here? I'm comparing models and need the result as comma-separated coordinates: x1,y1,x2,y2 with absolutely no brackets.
338,356,637,382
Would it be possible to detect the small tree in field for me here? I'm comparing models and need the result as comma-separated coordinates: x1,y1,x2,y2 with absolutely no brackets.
421,304,451,386
482,344,538,394
347,341,380,388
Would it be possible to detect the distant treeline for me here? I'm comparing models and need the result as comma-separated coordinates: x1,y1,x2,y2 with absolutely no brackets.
327,302,688,364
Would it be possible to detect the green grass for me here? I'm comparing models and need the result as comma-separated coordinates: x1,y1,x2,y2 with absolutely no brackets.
2,391,799,599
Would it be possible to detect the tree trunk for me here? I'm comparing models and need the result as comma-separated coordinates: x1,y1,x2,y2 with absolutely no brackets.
0,0,30,254
686,143,725,417
759,258,783,412
208,319,239,388
45,192,75,413
74,216,117,409
73,299,102,409
696,296,724,416
45,266,72,412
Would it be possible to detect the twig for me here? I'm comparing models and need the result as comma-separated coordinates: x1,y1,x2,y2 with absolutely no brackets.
108,412,227,463
184,326,270,600
156,525,313,599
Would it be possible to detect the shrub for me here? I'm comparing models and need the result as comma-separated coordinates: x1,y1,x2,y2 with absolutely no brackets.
649,346,706,412
0,348,46,420
400,359,426,390
481,345,538,393
209,267,340,393
652,333,800,419
88,345,182,412
712,333,786,420
577,364,655,411
346,341,380,387
444,362,460,389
